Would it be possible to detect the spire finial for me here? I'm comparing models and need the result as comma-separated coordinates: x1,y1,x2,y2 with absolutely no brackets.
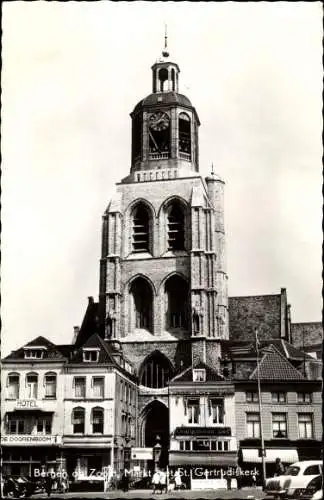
211,162,215,176
162,24,169,58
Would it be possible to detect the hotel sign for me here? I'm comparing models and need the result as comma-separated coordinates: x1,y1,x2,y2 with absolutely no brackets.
1,435,60,446
15,400,39,409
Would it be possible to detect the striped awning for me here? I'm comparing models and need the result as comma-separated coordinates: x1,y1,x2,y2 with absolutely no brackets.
242,448,298,464
169,451,237,467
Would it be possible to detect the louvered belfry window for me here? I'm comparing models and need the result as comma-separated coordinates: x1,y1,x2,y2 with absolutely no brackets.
132,205,149,252
167,204,184,250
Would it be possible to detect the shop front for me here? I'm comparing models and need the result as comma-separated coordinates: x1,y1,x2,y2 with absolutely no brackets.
239,440,299,483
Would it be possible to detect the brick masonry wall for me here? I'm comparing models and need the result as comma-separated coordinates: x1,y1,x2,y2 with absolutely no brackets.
291,322,323,348
229,295,281,341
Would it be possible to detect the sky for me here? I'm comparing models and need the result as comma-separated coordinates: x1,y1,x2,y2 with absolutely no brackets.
1,1,322,356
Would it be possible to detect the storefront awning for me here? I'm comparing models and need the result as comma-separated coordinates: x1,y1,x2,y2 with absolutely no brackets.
242,448,298,464
169,451,237,467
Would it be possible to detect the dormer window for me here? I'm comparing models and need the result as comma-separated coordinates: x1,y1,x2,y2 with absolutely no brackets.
24,349,45,360
193,369,206,382
83,349,100,363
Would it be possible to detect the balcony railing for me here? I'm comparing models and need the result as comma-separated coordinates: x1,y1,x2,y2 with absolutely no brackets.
149,152,170,160
179,152,191,161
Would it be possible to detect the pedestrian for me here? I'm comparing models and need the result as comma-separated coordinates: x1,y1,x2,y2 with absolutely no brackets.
174,469,182,490
152,469,160,494
159,469,166,494
45,475,52,497
122,469,129,492
252,473,257,488
274,458,285,477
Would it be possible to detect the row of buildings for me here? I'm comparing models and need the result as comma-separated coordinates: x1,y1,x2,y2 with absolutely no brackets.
1,37,322,490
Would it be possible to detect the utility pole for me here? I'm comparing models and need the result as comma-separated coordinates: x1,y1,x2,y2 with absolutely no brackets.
255,330,266,490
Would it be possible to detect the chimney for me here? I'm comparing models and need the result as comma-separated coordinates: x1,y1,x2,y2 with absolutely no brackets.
72,326,80,344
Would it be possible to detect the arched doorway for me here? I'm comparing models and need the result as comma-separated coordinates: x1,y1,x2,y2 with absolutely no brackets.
141,401,169,469
144,401,169,448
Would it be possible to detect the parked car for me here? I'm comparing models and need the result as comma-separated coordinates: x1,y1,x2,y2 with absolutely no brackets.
297,475,323,500
265,461,323,498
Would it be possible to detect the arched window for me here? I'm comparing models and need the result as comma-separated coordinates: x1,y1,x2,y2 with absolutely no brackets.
26,372,38,399
130,277,153,331
72,407,85,434
171,68,175,91
158,68,168,92
91,407,104,434
44,372,57,399
179,112,191,160
167,203,185,251
132,204,150,253
140,352,172,388
7,373,19,399
165,275,188,330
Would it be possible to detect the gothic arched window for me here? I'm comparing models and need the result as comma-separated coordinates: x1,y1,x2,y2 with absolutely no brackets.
165,275,188,330
167,203,185,251
130,277,153,332
140,352,172,388
179,112,191,160
132,204,150,253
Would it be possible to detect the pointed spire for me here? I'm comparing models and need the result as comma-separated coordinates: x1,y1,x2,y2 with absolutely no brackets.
211,162,215,176
162,24,169,58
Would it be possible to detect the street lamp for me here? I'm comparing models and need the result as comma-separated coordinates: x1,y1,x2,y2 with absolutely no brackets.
153,435,162,472
255,330,266,490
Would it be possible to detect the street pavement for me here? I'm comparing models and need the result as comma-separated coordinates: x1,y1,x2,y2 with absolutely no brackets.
30,488,267,499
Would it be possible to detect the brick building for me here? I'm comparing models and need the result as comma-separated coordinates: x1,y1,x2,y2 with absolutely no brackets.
1,41,322,489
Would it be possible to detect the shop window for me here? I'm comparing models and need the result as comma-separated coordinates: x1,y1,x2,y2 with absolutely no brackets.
91,407,104,434
72,407,85,434
83,349,99,363
246,392,258,403
271,392,286,403
140,351,172,388
73,377,86,398
193,369,206,382
44,372,57,399
187,398,200,424
7,373,19,399
192,440,210,451
272,413,287,438
179,440,191,451
297,392,312,404
132,204,150,253
246,413,260,438
210,398,225,424
26,373,38,399
164,275,188,330
298,413,313,439
92,377,104,398
167,203,185,251
36,416,52,435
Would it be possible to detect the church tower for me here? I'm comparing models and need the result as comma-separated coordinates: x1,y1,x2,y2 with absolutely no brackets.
99,35,228,447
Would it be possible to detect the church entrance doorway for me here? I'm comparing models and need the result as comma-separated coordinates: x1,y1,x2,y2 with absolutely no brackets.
141,400,169,469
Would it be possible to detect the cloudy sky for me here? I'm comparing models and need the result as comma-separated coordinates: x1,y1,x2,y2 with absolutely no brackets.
2,1,322,355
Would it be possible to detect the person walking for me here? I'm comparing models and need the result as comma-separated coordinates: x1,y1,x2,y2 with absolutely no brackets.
159,469,166,494
152,469,160,494
45,475,52,497
274,458,285,476
174,469,182,490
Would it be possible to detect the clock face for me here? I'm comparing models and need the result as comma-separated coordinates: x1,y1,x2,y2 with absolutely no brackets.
149,112,170,132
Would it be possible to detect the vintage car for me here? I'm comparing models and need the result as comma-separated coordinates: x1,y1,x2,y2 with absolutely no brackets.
265,461,322,498
298,475,323,500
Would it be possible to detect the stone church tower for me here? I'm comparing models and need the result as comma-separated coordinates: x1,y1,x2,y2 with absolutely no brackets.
98,41,228,447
